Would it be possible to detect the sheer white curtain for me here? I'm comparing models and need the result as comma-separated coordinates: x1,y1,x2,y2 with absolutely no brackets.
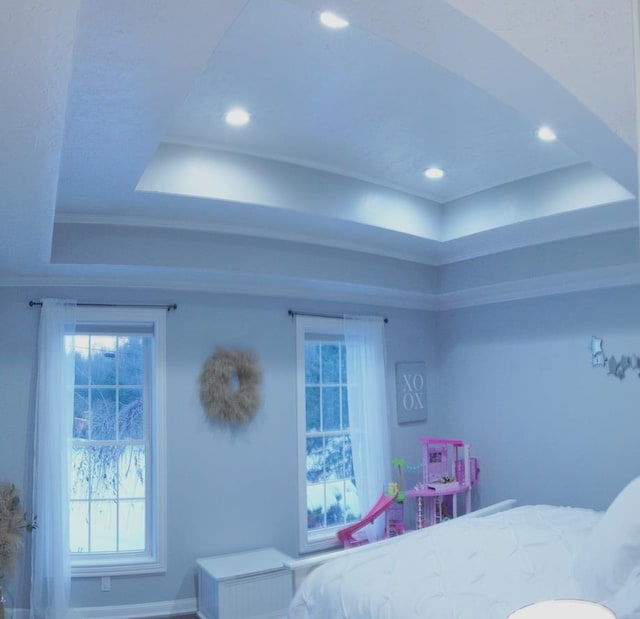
31,299,76,619
344,315,390,542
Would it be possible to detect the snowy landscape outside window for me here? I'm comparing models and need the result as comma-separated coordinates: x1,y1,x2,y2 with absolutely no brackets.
296,316,364,552
67,307,166,576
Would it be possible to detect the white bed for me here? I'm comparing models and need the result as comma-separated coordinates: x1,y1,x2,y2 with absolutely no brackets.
288,478,640,619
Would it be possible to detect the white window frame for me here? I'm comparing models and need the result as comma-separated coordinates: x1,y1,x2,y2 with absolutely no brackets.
69,306,167,577
296,316,355,554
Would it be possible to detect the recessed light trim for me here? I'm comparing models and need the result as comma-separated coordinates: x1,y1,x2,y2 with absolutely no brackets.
224,108,251,127
537,125,557,141
424,167,444,179
320,11,349,29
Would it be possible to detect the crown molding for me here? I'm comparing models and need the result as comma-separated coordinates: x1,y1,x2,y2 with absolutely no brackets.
436,262,640,310
0,273,440,311
4,260,640,312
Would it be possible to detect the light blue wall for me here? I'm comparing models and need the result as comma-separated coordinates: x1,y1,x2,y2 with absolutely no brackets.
0,286,435,609
435,285,640,511
6,280,640,611
51,223,439,296
438,228,640,294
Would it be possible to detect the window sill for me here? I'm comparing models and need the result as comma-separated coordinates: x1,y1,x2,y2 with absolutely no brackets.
71,554,166,578
300,529,342,555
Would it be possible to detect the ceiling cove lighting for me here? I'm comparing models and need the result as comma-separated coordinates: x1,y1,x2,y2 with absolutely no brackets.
424,167,445,179
319,11,349,28
536,125,557,141
224,108,251,127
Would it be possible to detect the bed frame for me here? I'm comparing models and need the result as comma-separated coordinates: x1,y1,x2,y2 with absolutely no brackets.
286,499,517,592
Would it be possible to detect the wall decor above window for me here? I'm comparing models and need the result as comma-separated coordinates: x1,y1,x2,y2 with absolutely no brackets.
199,348,262,424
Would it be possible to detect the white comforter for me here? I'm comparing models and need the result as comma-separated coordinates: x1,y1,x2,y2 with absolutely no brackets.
289,505,601,619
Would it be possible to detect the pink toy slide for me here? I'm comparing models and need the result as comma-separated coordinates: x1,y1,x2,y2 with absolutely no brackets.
337,489,399,547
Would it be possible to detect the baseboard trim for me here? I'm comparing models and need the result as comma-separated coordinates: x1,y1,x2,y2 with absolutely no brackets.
10,597,197,619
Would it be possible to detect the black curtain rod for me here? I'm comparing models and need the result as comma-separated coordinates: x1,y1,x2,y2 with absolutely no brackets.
29,301,177,312
288,309,388,323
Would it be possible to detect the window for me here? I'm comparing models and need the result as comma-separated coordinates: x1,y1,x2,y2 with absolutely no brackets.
67,307,166,576
296,317,362,552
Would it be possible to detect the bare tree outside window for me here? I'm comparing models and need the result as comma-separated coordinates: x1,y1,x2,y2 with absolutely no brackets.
68,334,148,554
304,340,360,532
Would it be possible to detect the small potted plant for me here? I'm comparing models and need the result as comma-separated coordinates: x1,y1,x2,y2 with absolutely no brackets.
0,482,36,619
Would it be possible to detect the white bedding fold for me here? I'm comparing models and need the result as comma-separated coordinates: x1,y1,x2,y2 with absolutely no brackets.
289,505,601,619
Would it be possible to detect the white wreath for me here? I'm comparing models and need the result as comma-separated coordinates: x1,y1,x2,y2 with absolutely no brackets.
199,348,262,424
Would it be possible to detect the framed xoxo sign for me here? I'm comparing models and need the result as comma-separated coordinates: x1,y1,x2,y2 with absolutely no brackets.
395,362,427,424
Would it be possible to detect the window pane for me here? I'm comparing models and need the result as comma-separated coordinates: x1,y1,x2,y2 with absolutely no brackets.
344,435,355,480
69,501,89,553
304,343,320,383
74,335,90,385
321,386,340,431
90,336,117,385
344,479,361,522
340,344,347,382
321,344,339,383
90,501,117,552
118,447,145,498
306,437,324,483
341,386,349,429
324,480,346,526
118,500,145,551
118,336,143,385
73,388,89,439
91,388,116,440
70,446,90,499
87,446,119,499
118,388,143,440
305,387,320,432
307,484,325,530
324,436,345,480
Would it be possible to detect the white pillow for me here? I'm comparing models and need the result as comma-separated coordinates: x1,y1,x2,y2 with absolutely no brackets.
602,563,640,619
574,476,640,599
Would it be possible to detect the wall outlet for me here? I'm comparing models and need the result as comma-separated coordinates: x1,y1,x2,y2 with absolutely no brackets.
101,576,111,592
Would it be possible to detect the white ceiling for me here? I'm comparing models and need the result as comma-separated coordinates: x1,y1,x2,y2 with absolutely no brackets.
1,0,638,306
164,0,584,203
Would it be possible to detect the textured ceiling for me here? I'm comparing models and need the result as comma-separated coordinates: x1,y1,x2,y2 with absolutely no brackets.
0,0,637,307
447,0,636,148
165,0,583,203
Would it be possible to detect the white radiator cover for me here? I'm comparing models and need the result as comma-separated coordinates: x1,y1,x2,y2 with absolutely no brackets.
197,548,293,619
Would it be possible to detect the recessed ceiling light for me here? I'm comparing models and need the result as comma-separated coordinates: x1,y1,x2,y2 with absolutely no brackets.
537,125,557,141
319,11,349,29
424,167,444,180
224,108,251,127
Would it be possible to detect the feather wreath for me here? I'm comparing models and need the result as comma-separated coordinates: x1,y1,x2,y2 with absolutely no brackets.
199,348,262,424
